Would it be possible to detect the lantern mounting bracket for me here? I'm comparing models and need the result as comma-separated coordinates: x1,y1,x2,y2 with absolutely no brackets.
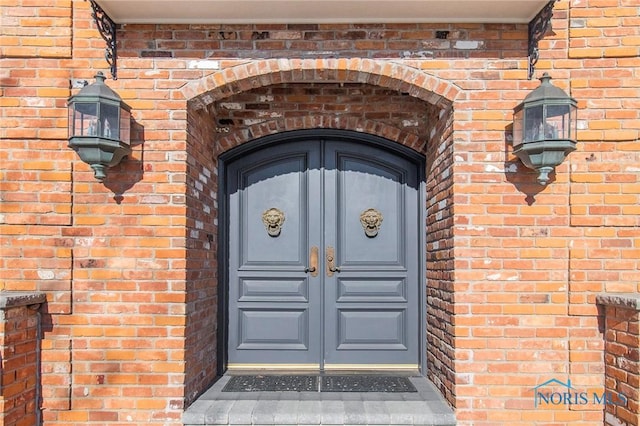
89,0,118,80
528,0,556,80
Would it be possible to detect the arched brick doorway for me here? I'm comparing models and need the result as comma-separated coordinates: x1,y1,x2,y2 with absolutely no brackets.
182,60,457,408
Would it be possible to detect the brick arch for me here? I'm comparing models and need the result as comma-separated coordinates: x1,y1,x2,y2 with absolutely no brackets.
182,58,460,110
183,57,458,410
216,115,424,155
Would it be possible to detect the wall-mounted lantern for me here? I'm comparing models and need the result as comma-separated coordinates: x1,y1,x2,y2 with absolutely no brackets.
68,72,131,181
512,73,578,185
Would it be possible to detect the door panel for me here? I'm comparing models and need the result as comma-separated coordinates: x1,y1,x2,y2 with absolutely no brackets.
239,277,309,302
227,144,321,366
339,157,406,266
337,309,407,350
242,157,306,266
337,277,407,302
226,135,419,369
323,141,419,367
237,308,309,350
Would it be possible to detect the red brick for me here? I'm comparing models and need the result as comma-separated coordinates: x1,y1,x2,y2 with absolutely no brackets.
1,2,640,426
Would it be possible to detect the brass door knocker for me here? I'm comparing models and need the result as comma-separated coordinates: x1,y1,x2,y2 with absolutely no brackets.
360,208,383,238
262,207,285,237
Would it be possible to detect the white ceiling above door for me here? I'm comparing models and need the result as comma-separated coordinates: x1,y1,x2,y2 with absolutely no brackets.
93,0,552,24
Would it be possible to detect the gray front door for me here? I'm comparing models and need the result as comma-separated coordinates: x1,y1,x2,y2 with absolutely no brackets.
226,133,420,370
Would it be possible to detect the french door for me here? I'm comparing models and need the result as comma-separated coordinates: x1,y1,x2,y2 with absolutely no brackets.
225,133,421,370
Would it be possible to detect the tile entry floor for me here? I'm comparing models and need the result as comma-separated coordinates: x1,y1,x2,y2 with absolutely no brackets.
183,373,456,425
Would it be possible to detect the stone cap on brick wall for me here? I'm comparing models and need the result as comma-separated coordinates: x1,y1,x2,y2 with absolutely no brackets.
0,291,46,310
596,293,640,311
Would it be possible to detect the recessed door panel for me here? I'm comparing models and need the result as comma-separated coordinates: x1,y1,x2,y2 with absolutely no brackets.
337,277,406,302
338,157,405,266
239,277,308,302
238,308,309,350
337,309,407,350
241,157,306,266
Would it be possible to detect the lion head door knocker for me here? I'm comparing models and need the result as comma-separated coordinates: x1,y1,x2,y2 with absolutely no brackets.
262,207,285,237
360,208,383,238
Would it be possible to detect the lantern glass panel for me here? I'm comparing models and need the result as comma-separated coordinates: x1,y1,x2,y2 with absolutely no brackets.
545,104,571,140
68,106,74,137
569,105,577,139
71,102,98,137
100,103,120,139
524,104,543,143
120,108,131,145
513,109,524,147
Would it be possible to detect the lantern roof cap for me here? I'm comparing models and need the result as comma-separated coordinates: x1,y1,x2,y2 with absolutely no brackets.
522,73,577,105
68,72,127,106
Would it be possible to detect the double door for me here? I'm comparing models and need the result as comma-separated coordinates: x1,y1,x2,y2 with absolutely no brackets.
226,136,420,369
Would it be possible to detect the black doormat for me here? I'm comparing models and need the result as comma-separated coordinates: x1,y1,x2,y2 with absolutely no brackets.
321,375,417,392
222,375,416,392
222,375,318,392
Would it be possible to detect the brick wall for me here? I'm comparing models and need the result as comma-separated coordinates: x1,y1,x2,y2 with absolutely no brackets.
0,293,46,426
567,2,640,425
184,105,218,405
424,102,456,405
0,0,639,425
0,0,72,58
598,294,640,426
118,22,526,61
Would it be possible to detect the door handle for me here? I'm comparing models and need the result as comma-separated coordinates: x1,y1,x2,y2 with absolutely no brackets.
326,246,341,276
305,246,318,276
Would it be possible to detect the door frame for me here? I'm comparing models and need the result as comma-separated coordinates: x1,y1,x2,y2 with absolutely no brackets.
216,129,427,375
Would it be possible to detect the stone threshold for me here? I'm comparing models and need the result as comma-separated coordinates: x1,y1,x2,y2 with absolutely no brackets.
183,374,456,426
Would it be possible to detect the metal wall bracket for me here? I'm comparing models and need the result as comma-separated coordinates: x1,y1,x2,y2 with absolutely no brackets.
528,0,556,80
89,0,118,79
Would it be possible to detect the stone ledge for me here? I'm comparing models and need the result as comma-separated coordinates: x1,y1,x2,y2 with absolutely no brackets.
0,291,47,310
596,293,640,311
